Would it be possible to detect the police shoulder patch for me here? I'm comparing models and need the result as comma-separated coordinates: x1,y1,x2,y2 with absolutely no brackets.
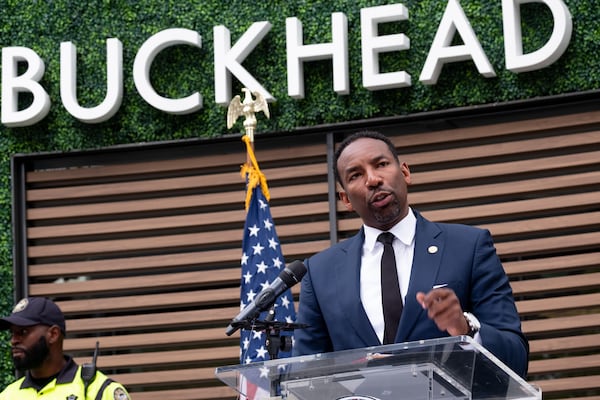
113,387,130,400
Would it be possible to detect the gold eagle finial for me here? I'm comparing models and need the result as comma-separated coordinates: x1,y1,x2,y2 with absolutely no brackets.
227,88,270,141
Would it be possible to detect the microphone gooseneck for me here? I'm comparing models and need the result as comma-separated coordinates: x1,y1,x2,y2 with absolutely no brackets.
225,260,307,336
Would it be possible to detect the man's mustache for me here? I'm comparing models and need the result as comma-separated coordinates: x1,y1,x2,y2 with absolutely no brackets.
11,346,28,354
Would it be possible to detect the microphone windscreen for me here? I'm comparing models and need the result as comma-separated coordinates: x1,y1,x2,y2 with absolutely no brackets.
283,260,307,286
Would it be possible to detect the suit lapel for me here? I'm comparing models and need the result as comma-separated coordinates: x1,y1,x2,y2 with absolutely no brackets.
335,229,380,346
397,212,444,342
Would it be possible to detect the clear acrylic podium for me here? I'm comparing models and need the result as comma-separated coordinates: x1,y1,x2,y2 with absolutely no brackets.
215,336,541,400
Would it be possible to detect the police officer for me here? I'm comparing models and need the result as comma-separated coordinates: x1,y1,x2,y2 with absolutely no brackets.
0,297,131,400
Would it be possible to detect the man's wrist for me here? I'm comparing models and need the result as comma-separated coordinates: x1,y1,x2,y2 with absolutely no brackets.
463,312,481,337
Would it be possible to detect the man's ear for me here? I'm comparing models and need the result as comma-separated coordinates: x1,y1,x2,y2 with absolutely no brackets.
47,325,62,344
401,161,411,185
338,190,354,212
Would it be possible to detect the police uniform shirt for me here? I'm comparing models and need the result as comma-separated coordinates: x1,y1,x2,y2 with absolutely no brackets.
0,356,130,400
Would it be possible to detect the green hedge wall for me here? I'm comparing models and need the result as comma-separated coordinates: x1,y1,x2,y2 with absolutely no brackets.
0,0,597,387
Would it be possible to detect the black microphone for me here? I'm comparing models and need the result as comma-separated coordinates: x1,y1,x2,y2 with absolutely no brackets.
225,260,307,336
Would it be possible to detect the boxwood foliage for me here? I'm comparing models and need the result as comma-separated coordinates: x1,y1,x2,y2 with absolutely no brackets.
0,0,597,386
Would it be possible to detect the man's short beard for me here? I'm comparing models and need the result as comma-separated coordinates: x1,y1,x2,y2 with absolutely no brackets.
371,198,402,225
13,335,50,372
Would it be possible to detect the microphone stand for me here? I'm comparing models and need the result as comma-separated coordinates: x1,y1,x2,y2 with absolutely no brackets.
233,306,307,398
264,307,291,361
264,307,287,397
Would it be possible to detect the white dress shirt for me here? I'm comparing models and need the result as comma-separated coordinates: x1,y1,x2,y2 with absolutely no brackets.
360,208,416,344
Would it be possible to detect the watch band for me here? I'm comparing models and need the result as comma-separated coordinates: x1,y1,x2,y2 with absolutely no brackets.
463,312,480,337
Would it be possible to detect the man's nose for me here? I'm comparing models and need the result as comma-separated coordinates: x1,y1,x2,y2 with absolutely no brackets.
365,169,383,187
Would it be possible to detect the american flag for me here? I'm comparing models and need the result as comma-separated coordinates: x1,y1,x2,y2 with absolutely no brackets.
237,165,296,399
239,183,296,365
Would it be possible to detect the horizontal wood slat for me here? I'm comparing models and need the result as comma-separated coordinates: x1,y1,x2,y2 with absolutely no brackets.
64,327,236,353
27,201,331,239
41,287,242,310
111,367,220,388
530,376,600,397
74,346,240,370
528,354,600,375
26,143,326,183
409,149,600,184
409,171,599,206
132,388,239,400
13,105,600,399
401,131,600,167
27,221,331,258
510,272,600,296
121,386,237,400
516,293,600,316
521,314,600,336
64,306,241,333
26,163,328,202
529,333,600,355
486,211,600,237
494,232,598,258
503,252,599,276
27,239,331,279
31,269,242,296
422,190,599,223
27,181,329,220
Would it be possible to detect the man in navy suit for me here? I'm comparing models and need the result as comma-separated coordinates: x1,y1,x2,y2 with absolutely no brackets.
292,130,528,378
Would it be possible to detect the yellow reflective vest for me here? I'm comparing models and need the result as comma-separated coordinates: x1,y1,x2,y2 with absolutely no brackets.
0,356,130,400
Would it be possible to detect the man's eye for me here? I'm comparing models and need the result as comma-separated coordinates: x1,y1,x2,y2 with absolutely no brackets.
13,328,28,337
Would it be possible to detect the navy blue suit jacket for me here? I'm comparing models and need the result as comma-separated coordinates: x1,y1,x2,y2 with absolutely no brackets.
293,211,529,377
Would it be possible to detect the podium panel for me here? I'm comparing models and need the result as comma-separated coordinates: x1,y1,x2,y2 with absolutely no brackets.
215,336,541,400
282,363,471,400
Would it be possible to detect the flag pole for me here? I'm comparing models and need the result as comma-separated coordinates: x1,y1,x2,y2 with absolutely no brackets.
226,89,297,399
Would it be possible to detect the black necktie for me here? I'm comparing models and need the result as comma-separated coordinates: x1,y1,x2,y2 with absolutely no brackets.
378,232,403,344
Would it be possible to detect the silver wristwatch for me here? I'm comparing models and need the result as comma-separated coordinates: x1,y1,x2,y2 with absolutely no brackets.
463,312,481,337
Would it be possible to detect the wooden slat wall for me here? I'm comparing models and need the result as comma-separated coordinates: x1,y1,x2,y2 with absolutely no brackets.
13,101,600,400
18,132,331,400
